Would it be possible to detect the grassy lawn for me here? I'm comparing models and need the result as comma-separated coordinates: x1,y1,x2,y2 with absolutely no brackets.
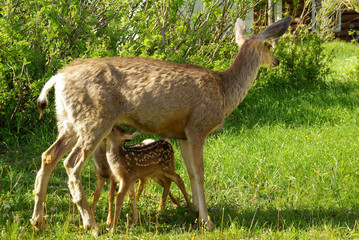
0,40,358,239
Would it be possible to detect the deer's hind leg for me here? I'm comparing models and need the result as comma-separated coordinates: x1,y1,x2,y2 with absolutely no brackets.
31,130,77,230
63,121,114,236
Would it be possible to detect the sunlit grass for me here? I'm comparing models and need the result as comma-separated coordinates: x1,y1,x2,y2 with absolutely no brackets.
0,41,359,239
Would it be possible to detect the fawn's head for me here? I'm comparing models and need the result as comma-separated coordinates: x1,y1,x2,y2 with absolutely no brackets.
106,126,141,144
235,17,292,69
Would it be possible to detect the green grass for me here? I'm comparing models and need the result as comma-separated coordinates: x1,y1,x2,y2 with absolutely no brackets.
1,40,359,239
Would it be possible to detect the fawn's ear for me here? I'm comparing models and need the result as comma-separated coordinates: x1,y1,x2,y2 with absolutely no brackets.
258,17,292,42
234,18,247,48
124,131,141,141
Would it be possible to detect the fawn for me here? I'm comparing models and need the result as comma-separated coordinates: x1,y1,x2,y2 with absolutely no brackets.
103,126,193,233
91,136,191,227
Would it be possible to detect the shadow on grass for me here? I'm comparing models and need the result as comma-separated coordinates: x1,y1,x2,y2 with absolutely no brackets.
223,78,359,131
141,201,359,234
209,202,359,231
145,78,359,234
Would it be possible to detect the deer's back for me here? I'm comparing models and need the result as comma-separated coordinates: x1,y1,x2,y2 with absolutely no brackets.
56,57,225,138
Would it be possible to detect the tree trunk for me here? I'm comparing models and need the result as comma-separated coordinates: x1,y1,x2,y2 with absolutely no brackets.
268,0,275,25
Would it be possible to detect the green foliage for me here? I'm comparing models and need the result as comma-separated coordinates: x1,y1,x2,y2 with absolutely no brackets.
0,0,127,132
0,0,258,135
1,41,359,239
258,29,332,88
1,0,359,238
324,40,359,77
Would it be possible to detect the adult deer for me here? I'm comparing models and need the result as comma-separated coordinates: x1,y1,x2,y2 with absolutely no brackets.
31,17,292,235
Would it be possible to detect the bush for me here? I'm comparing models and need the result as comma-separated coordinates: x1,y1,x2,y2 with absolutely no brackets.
257,29,332,88
0,1,333,143
0,1,135,131
0,0,258,136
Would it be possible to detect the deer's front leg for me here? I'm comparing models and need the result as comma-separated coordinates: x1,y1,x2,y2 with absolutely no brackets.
179,139,199,210
187,137,214,231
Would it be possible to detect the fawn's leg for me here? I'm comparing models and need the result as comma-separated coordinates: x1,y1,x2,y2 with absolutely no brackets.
158,179,171,211
31,131,77,229
169,173,195,211
110,180,131,234
91,175,106,214
106,178,116,226
128,185,138,225
135,178,147,202
155,178,181,208
168,191,181,207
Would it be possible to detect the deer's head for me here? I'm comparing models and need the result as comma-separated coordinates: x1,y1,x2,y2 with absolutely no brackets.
235,17,292,69
107,126,141,143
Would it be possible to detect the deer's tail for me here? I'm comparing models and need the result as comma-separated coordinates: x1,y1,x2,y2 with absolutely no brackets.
37,73,63,119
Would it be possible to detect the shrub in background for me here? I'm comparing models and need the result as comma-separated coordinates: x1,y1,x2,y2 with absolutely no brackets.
0,0,259,139
0,0,130,134
257,29,332,88
0,0,334,148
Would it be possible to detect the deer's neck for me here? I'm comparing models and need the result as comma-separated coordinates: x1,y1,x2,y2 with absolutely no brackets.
220,46,262,117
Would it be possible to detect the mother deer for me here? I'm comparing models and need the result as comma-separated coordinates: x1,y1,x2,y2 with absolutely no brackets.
31,17,291,235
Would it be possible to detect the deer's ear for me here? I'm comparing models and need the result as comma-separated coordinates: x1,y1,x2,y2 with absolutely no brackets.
258,17,292,42
125,131,141,141
234,18,247,48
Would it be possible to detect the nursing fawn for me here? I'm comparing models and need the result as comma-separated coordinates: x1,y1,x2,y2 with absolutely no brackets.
104,126,193,233
91,137,190,226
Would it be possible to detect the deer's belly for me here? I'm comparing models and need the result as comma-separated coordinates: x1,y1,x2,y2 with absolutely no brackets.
116,115,187,139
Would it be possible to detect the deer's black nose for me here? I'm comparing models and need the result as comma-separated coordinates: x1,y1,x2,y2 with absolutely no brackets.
273,57,279,67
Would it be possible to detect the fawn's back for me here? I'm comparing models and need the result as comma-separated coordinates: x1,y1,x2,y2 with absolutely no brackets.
117,140,175,179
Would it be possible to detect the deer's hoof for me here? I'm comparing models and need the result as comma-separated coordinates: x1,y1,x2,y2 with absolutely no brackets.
189,203,197,212
30,218,46,230
90,224,102,237
206,220,215,231
30,218,38,228
106,218,112,227
132,219,138,226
